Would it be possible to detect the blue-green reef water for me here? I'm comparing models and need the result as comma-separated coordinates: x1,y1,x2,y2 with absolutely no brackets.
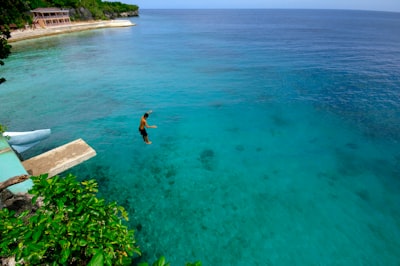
1,9,400,265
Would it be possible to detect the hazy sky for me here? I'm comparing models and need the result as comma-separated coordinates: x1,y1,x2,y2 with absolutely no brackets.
123,0,400,13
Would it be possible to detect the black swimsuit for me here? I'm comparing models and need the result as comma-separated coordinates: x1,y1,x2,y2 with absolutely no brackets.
139,127,147,137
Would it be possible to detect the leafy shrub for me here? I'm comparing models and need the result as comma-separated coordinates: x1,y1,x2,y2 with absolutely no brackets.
0,124,7,135
0,174,140,265
138,256,202,266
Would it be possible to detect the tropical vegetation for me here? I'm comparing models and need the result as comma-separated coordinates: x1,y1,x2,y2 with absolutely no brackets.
0,22,11,84
0,124,7,134
1,0,139,28
0,174,140,265
0,173,201,265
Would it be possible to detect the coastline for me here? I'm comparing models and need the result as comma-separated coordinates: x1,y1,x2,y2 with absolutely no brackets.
9,20,135,43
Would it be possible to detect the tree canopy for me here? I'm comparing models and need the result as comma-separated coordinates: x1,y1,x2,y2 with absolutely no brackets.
0,0,32,27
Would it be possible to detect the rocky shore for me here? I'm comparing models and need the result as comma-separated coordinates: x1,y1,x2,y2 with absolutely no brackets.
0,188,42,266
0,189,37,215
9,20,135,43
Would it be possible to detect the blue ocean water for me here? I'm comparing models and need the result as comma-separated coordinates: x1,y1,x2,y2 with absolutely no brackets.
1,9,400,265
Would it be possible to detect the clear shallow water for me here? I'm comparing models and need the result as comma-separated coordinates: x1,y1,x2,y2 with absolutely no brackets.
1,9,400,265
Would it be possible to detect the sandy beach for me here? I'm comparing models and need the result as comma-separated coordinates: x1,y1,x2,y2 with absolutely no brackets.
9,20,135,43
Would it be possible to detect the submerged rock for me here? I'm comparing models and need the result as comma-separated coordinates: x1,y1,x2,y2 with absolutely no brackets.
199,148,215,170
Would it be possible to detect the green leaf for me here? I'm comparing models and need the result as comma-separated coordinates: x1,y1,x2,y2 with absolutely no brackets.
59,239,70,249
153,256,167,266
24,230,33,240
79,239,88,246
57,200,65,210
32,227,43,242
32,194,39,204
88,250,104,266
60,248,71,264
186,262,202,266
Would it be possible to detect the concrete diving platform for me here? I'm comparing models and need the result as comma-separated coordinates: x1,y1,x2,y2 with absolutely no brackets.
0,136,31,194
22,138,96,178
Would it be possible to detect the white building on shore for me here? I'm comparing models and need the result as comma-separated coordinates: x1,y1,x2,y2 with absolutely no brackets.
31,8,71,28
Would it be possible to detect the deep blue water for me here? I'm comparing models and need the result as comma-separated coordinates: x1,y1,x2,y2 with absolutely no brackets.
1,9,400,265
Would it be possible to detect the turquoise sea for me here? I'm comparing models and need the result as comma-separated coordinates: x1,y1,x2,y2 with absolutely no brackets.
1,9,400,265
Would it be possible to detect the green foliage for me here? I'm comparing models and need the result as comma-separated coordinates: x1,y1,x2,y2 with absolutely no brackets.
138,256,202,266
138,256,170,266
185,262,202,266
0,124,7,135
0,0,32,27
77,0,138,20
0,2,13,84
29,0,51,9
0,34,11,84
101,1,139,13
0,174,140,265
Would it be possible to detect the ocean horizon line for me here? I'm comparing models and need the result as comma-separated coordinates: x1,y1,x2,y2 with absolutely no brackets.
137,7,400,14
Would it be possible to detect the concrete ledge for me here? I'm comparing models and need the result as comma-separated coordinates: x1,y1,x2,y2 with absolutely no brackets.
22,138,96,177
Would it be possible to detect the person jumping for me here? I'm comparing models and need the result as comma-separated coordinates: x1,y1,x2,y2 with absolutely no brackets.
138,110,157,144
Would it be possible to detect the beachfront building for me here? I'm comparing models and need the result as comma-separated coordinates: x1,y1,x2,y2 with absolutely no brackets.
31,8,71,28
